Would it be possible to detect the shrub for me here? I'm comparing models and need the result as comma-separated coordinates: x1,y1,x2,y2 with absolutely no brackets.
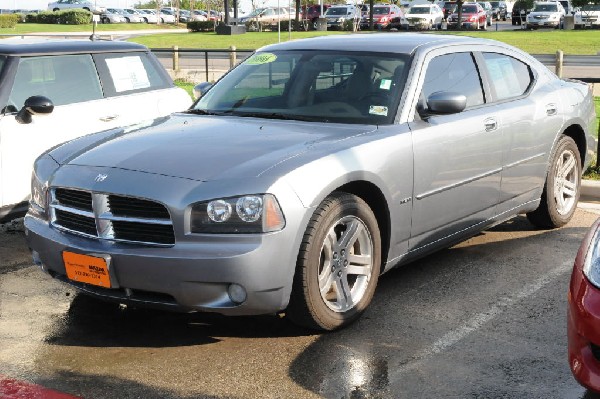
27,9,92,24
187,20,216,32
60,9,92,24
0,14,19,28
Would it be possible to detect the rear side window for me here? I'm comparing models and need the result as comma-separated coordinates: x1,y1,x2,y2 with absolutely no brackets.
482,52,533,101
93,52,172,97
8,54,103,110
421,52,484,108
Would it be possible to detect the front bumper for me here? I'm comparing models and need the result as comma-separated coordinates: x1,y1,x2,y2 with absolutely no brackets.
526,19,559,27
26,214,298,316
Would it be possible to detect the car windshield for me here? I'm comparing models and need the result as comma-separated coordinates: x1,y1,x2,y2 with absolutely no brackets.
193,51,409,125
326,7,348,15
533,4,557,11
373,7,391,14
461,5,478,12
582,4,600,11
409,6,431,13
489,1,500,6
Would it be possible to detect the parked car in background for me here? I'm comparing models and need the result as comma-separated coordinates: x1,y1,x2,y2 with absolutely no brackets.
324,4,361,29
24,34,595,332
525,1,565,29
157,8,178,23
478,1,493,25
178,9,192,22
48,0,105,14
0,39,192,222
360,4,402,29
511,0,530,24
488,0,507,20
140,9,176,23
569,217,600,393
135,8,159,23
439,0,457,19
574,3,600,28
447,3,488,29
100,8,126,23
301,4,331,26
117,8,144,23
396,3,443,29
122,8,150,22
191,9,208,21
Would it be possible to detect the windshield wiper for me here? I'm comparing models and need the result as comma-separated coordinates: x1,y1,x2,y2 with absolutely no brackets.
225,111,327,122
183,109,224,116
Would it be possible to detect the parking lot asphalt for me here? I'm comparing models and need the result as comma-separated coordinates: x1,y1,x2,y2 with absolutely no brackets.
2,202,600,398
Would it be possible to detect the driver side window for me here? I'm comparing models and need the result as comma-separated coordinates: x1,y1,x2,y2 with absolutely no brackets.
420,52,485,110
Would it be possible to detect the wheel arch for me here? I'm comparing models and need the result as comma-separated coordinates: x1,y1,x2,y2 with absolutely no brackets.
334,180,391,271
562,123,588,166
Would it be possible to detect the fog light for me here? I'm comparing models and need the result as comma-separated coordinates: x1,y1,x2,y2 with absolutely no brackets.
227,283,247,304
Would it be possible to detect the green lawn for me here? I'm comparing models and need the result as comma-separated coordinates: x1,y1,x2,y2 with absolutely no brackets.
129,30,347,49
128,29,600,55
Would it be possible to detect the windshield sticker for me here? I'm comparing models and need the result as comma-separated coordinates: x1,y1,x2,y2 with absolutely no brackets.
246,53,277,65
369,105,388,116
105,56,150,92
379,79,392,90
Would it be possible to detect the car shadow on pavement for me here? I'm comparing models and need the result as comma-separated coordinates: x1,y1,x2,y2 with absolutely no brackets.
44,293,312,348
288,218,591,398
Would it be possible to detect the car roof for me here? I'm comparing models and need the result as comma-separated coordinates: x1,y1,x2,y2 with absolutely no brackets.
0,39,148,56
260,33,493,55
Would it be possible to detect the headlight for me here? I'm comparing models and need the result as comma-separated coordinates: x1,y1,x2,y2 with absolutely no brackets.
337,17,345,22
191,194,285,234
584,227,600,288
30,170,48,220
470,16,477,21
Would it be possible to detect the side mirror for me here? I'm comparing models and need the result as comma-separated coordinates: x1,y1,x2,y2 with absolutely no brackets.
16,96,54,125
193,82,213,100
420,91,467,118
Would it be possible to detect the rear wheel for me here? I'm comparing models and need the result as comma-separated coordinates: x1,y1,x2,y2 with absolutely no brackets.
287,192,381,331
527,135,581,228
53,7,59,11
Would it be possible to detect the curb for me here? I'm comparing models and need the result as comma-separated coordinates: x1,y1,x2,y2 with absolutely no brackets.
581,179,600,201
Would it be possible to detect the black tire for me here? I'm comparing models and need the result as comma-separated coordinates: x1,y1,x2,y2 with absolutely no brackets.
125,17,130,23
287,192,381,331
527,135,581,228
53,8,59,11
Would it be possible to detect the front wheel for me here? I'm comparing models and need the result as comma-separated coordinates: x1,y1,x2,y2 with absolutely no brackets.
287,192,381,331
527,135,581,228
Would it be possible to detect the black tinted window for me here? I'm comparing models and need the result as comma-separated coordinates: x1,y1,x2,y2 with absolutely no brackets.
482,53,532,101
421,52,484,108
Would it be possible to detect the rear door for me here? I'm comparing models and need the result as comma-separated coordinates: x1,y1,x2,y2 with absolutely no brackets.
92,51,191,129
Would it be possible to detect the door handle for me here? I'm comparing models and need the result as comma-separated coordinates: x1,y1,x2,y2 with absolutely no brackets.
546,104,557,116
484,117,497,132
100,115,119,122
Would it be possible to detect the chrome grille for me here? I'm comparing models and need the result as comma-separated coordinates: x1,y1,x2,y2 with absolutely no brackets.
50,188,174,246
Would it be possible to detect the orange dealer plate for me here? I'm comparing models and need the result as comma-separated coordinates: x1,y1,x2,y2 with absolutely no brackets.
63,251,111,288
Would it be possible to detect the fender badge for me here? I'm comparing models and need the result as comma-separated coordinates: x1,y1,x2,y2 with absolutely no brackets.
95,174,108,182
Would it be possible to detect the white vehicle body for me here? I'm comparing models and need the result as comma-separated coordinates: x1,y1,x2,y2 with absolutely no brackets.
401,3,444,29
48,0,105,14
574,4,600,27
135,9,159,23
0,39,192,221
116,8,144,23
525,1,565,28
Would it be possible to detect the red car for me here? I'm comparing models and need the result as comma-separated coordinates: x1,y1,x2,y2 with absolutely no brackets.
569,216,600,393
447,3,488,29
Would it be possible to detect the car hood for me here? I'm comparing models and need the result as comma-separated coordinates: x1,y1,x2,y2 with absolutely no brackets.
53,114,377,182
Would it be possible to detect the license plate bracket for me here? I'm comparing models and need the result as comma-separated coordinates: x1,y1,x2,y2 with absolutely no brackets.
63,251,112,288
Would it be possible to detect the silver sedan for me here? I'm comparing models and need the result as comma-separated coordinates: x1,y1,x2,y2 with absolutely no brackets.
25,34,596,331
